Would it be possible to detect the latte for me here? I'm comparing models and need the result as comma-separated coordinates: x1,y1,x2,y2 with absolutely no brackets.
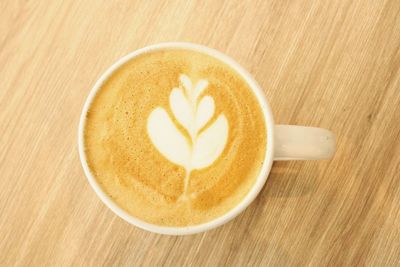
84,48,267,226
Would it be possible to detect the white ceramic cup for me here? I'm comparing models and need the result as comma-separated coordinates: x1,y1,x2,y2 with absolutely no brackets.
78,42,335,235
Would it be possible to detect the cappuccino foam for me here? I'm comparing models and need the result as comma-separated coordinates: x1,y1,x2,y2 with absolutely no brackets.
84,48,267,226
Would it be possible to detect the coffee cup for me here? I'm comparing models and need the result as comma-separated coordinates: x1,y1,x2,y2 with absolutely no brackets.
78,42,335,235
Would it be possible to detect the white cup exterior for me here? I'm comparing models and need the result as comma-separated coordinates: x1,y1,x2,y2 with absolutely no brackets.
78,42,275,235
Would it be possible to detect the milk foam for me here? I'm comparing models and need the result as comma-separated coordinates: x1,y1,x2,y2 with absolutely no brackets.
84,49,267,226
147,74,228,198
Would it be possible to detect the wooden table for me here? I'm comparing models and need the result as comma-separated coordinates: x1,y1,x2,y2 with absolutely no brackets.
1,0,400,266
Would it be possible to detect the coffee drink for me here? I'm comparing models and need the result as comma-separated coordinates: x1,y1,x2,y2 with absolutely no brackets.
84,48,267,226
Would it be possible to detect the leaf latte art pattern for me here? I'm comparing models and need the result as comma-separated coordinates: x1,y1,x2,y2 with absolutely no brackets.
147,74,229,200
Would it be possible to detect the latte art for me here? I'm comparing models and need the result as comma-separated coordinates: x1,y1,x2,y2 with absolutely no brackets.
84,49,267,226
147,74,228,200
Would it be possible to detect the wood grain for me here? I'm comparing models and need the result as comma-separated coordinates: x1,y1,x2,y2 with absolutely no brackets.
1,0,400,266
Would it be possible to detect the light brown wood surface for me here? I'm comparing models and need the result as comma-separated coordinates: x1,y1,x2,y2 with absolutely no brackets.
1,0,400,266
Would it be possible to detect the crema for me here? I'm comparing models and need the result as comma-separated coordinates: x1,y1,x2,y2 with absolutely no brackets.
84,49,267,226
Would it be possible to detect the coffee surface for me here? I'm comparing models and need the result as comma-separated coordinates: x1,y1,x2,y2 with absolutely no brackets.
84,49,267,226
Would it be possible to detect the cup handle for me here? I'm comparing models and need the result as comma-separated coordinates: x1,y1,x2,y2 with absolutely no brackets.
274,125,336,160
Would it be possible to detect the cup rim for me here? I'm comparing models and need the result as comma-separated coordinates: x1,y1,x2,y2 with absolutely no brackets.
78,42,275,235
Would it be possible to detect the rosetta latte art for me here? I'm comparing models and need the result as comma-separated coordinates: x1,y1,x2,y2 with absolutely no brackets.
147,74,229,200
